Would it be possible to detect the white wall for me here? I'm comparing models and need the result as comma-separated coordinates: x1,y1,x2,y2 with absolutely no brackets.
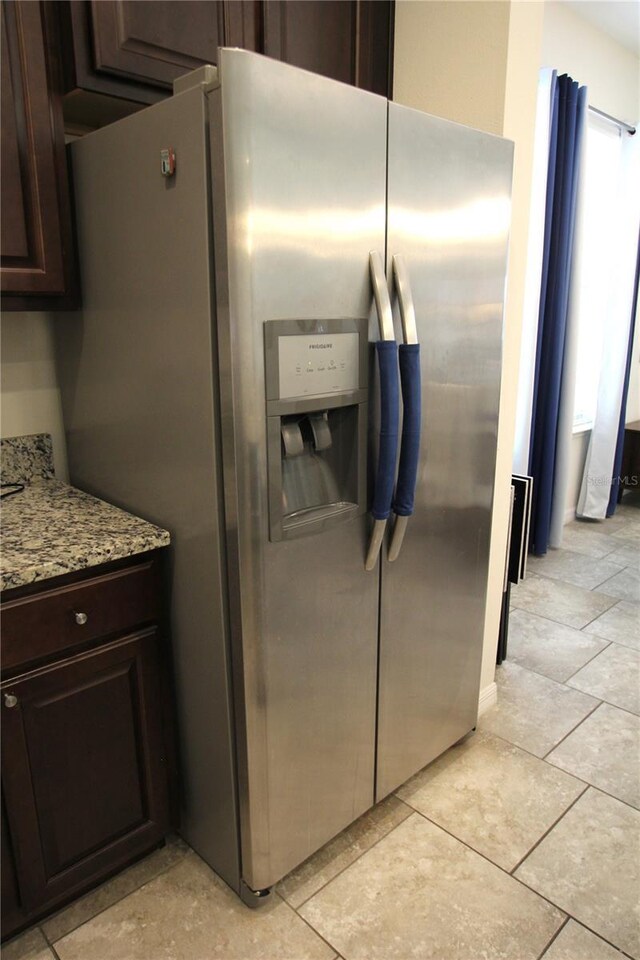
480,0,545,695
394,1,510,134
542,1,640,125
1,313,68,479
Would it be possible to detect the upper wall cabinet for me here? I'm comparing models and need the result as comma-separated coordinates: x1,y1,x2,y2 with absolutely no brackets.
58,0,393,114
263,1,394,96
59,1,261,107
1,2,75,308
1,1,392,310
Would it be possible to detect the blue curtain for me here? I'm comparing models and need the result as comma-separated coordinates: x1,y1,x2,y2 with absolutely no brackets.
528,73,587,555
607,232,640,515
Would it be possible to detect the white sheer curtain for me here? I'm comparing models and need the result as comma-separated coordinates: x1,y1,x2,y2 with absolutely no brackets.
548,99,588,546
578,131,640,518
513,69,554,476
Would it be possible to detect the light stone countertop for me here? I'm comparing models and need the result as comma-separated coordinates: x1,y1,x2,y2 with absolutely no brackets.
0,479,170,592
1,433,169,592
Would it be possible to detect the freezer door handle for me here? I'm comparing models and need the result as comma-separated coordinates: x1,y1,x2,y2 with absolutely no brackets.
388,255,422,563
366,252,399,571
369,250,395,341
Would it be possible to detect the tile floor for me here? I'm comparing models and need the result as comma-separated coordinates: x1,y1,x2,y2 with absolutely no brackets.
4,496,639,960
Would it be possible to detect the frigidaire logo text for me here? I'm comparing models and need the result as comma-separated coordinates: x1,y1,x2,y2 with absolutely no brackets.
309,343,333,349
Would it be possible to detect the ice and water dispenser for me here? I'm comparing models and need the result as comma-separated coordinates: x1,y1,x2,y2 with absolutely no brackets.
264,319,368,541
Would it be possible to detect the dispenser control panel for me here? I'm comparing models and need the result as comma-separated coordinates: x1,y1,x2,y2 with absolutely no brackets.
278,332,359,399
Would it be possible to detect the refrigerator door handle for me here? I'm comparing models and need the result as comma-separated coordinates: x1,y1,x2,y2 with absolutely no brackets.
365,252,399,571
388,255,421,563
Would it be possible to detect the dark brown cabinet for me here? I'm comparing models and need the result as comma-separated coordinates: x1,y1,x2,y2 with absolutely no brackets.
2,0,392,307
1,1,76,308
60,0,260,106
59,0,393,109
0,554,172,941
263,1,393,95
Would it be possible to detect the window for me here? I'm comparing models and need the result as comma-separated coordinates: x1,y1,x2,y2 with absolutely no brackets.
572,113,624,430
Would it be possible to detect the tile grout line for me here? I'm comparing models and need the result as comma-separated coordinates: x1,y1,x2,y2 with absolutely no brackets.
41,843,190,945
40,925,62,960
482,696,639,811
561,641,613,684
561,683,640,721
534,915,570,960
484,720,640,817
501,648,610,688
510,590,618,631
515,873,639,960
511,604,620,639
406,806,575,921
539,698,603,760
288,902,345,959
579,596,627,630
285,798,414,911
508,784,590,875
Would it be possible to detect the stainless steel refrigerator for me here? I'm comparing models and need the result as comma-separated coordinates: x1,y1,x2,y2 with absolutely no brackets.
57,49,513,903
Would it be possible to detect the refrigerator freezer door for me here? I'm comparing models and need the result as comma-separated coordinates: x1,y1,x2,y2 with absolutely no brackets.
209,50,387,891
377,103,513,799
57,89,241,890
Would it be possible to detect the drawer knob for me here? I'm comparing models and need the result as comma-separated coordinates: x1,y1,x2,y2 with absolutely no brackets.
74,611,89,626
4,694,18,709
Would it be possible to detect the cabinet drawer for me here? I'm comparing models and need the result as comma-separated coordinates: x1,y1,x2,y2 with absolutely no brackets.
1,559,160,672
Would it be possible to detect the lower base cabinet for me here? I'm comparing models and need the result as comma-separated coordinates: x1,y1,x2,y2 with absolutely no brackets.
0,554,172,941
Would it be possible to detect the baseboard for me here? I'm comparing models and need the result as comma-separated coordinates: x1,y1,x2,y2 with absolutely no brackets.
478,681,498,716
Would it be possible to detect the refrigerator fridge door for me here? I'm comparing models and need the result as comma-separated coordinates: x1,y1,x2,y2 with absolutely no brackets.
376,103,513,800
208,50,387,892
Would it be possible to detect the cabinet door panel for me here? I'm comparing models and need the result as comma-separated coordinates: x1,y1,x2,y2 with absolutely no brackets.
1,629,168,910
90,0,224,84
1,1,71,299
1,798,23,936
263,0,356,85
88,0,260,88
26,659,145,875
263,0,393,95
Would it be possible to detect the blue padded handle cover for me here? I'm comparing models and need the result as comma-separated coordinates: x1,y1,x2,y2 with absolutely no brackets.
393,343,421,517
371,340,400,521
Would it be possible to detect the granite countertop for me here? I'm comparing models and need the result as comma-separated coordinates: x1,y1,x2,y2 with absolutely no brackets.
1,434,170,592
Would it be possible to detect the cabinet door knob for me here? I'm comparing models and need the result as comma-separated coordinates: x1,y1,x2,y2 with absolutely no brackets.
74,611,89,626
4,694,18,709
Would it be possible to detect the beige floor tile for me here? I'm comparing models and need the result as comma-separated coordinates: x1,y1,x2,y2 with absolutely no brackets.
515,789,640,958
526,550,623,590
557,525,622,559
594,565,640,603
42,836,189,942
584,600,640,651
546,703,640,809
53,853,335,960
567,514,628,533
507,610,609,682
541,920,626,960
605,540,640,568
481,662,599,757
611,520,640,544
567,643,640,714
0,929,54,960
397,731,584,870
510,575,616,629
299,813,564,960
278,795,411,908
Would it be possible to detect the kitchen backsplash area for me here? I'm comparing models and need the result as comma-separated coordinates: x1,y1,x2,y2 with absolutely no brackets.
1,433,55,485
